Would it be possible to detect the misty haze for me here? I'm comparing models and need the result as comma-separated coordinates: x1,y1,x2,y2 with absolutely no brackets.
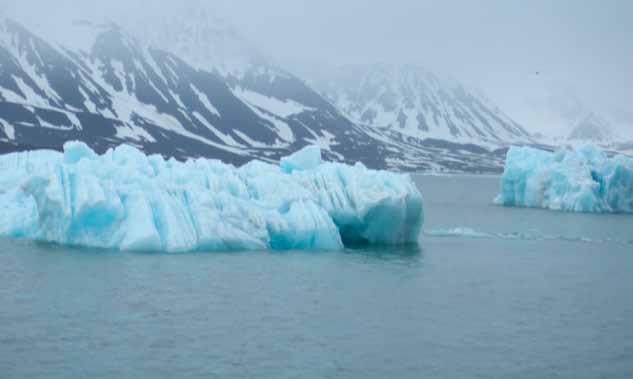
0,1,632,378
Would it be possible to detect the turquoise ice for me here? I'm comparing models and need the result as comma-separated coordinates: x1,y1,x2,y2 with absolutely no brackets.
0,142,423,252
496,145,633,213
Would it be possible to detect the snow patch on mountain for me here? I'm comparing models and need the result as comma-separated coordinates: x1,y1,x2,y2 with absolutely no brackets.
232,87,314,118
190,84,220,117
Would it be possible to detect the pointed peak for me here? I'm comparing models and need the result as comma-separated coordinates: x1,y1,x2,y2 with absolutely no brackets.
92,21,143,53
122,7,266,75
568,112,615,143
0,17,45,48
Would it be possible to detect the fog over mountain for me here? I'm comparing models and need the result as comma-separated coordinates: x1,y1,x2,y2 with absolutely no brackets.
3,0,632,141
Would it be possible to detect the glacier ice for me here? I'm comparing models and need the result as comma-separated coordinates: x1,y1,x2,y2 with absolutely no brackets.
0,142,424,252
280,145,322,173
496,145,633,213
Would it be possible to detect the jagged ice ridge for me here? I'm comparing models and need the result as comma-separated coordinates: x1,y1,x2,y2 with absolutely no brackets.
0,143,424,252
496,146,633,213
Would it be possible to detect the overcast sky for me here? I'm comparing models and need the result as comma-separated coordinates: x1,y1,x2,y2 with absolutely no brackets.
5,0,633,136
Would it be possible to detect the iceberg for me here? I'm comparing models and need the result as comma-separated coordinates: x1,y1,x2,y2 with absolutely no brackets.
0,142,424,252
496,145,633,213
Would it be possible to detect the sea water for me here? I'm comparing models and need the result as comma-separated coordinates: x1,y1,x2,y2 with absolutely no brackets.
1,175,632,379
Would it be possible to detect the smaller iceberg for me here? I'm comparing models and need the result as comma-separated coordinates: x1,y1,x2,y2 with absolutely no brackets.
0,142,423,252
496,145,633,213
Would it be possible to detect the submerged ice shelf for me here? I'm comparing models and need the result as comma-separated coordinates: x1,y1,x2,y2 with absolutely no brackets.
0,142,423,252
496,145,633,213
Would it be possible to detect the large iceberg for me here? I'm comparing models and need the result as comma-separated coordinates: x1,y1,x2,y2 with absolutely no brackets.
0,142,423,252
496,145,633,213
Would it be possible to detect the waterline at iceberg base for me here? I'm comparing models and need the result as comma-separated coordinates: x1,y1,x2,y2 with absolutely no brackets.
496,145,633,213
0,142,423,253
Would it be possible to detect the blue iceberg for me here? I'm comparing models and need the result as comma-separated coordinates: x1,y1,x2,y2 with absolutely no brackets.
0,142,423,252
496,145,633,213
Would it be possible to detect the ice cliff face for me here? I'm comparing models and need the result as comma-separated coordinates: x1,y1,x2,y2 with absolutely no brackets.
0,143,424,252
496,146,633,213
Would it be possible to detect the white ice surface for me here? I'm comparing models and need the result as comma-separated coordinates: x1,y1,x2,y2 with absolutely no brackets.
496,145,633,213
0,142,424,252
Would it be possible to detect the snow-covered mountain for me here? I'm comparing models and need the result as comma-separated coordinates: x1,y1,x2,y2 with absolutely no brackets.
300,64,534,147
112,9,539,155
0,15,536,173
568,113,615,143
503,78,632,147
131,6,266,77
0,18,391,165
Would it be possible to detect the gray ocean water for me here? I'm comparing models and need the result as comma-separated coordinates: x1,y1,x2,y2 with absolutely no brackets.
1,175,632,379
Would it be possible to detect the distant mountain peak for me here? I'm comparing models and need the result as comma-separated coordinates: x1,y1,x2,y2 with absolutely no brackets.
568,113,615,143
299,63,532,146
127,7,266,77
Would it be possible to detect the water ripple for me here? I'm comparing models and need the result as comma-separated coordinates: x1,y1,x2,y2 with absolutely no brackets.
424,227,628,246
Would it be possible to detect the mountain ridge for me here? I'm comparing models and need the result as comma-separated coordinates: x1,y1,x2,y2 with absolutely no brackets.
298,64,534,147
0,16,538,173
